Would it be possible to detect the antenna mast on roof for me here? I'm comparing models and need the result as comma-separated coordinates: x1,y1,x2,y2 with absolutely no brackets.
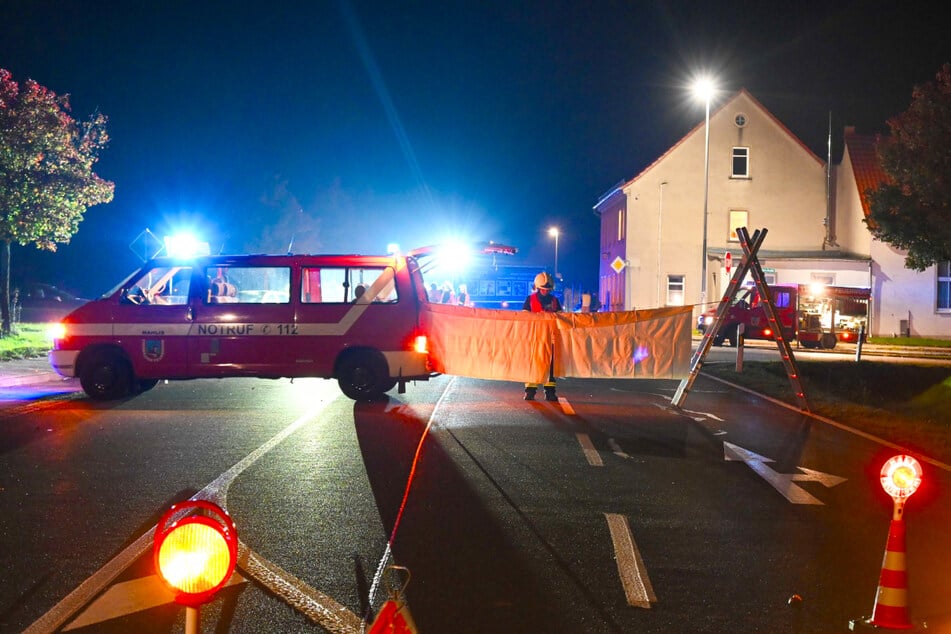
823,111,839,250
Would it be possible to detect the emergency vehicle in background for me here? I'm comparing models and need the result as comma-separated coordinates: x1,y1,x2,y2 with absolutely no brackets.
49,244,515,402
697,283,870,349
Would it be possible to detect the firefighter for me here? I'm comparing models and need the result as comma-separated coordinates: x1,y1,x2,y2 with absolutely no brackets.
522,271,561,401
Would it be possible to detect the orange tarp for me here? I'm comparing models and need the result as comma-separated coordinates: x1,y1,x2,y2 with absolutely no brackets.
421,303,692,383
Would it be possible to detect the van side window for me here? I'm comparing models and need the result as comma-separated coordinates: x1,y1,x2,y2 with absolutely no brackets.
203,266,290,304
122,266,192,305
301,267,398,303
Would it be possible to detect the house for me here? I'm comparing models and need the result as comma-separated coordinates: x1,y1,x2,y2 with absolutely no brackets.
594,88,950,338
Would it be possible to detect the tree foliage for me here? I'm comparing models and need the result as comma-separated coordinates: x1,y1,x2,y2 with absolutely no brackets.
867,63,951,271
0,68,114,333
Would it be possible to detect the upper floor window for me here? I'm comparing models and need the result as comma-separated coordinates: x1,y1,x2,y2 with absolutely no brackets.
728,210,748,242
732,147,750,178
617,208,625,242
666,274,685,306
938,261,951,312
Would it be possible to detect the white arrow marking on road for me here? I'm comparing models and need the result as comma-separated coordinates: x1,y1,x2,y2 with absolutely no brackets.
792,466,848,488
723,442,847,505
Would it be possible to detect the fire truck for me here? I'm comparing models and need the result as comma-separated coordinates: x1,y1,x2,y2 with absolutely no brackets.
49,244,515,402
697,283,870,349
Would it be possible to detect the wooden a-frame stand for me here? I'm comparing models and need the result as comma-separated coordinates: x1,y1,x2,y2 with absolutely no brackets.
671,227,810,412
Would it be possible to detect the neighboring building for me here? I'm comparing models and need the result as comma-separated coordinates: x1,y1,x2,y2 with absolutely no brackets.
837,128,951,337
594,88,949,338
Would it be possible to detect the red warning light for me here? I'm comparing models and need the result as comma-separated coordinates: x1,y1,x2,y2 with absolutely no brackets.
880,455,922,500
153,500,238,607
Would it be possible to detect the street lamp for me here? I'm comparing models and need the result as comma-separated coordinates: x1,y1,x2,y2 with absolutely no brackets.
692,77,716,307
548,226,560,279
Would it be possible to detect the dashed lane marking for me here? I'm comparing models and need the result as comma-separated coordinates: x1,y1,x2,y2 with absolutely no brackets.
576,433,603,466
604,513,657,609
557,396,575,415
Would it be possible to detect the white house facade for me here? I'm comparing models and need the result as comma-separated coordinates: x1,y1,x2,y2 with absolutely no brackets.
595,89,950,338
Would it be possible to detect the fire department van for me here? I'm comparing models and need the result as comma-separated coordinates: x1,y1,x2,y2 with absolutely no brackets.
697,283,870,349
49,252,437,401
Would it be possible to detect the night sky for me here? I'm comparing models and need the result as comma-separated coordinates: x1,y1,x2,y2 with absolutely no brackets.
2,1,948,297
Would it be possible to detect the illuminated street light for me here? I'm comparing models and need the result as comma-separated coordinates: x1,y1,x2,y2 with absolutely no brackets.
692,77,716,307
548,226,560,279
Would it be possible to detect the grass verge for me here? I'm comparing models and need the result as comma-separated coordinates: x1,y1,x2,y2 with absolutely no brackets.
0,324,53,361
702,359,951,465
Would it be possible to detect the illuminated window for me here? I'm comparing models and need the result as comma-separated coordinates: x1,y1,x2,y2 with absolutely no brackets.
666,275,685,306
728,210,748,242
204,266,290,304
938,261,951,311
301,267,397,303
732,147,750,178
617,208,625,241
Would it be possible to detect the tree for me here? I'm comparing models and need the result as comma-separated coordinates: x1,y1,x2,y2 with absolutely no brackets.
0,69,114,334
866,63,951,271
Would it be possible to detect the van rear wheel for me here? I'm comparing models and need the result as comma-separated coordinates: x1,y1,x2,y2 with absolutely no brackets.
337,352,389,402
80,350,133,400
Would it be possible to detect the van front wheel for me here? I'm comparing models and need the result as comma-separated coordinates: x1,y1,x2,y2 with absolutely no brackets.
337,352,389,402
80,351,133,400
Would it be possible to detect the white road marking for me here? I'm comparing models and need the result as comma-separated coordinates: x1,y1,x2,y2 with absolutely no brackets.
682,407,725,422
703,372,951,474
25,384,362,634
576,433,603,466
63,574,247,630
723,442,847,505
604,513,657,609
557,396,575,415
608,438,632,460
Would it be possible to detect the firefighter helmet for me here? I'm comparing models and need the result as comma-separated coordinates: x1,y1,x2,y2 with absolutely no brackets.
534,272,554,290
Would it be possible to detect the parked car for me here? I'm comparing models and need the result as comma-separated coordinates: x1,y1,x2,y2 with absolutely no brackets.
14,283,89,323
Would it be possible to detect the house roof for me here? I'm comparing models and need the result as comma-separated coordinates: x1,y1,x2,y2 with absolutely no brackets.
843,127,888,218
618,88,825,191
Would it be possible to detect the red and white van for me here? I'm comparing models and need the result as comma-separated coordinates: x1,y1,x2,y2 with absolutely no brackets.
49,252,437,401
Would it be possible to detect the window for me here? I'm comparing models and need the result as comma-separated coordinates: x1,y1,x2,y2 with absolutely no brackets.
772,290,791,308
205,266,290,304
732,147,750,178
666,275,685,306
728,210,748,242
301,267,397,304
617,208,625,241
938,261,951,311
122,266,192,305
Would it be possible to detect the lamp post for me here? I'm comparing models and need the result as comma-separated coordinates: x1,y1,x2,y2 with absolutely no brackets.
692,78,715,307
548,226,560,279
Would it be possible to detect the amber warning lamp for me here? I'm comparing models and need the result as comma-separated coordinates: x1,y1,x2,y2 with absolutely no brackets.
850,455,925,630
154,500,238,633
880,454,922,517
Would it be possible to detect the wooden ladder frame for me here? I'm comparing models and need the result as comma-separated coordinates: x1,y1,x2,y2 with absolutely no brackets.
671,227,809,411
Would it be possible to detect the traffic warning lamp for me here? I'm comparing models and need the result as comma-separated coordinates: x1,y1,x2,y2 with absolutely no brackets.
153,500,238,607
880,454,922,501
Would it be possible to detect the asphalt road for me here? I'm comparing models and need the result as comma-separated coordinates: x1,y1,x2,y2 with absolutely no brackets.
1,371,949,633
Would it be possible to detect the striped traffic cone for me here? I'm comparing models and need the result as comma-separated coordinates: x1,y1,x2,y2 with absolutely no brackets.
851,518,916,630
870,518,912,628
